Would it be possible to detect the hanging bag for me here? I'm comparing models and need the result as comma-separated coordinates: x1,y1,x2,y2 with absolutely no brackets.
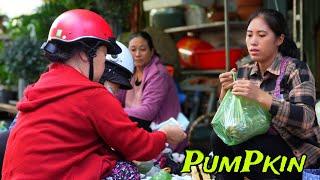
211,57,289,145
211,72,271,145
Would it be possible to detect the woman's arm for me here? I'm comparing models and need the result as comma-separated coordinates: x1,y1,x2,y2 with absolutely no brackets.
90,90,166,161
269,64,316,130
218,68,236,101
232,80,273,110
90,89,186,161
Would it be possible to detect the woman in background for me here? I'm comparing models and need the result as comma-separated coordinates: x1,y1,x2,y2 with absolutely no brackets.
117,31,181,132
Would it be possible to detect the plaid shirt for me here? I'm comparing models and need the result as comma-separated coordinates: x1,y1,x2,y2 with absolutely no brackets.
237,54,320,167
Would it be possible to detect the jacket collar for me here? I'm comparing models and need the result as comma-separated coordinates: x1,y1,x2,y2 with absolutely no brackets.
250,53,282,76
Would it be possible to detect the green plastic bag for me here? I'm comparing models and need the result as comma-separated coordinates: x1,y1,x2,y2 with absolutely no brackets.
211,73,271,146
151,170,172,180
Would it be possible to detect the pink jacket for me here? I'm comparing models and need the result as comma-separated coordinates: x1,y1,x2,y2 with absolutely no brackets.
118,55,180,124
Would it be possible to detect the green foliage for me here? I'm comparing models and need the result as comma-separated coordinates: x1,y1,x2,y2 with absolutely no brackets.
0,1,68,85
0,0,137,86
0,37,48,84
5,1,67,39
92,0,137,31
38,0,137,31
0,41,18,87
0,64,9,85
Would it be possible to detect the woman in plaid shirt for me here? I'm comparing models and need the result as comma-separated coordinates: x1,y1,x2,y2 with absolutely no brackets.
212,9,319,180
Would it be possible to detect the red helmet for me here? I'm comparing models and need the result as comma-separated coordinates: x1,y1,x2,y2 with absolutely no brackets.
44,9,121,54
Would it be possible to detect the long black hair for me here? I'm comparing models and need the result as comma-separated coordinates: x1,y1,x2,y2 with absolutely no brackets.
247,9,300,59
128,31,160,57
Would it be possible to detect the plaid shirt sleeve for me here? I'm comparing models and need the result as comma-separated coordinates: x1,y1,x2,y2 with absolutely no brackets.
269,61,316,130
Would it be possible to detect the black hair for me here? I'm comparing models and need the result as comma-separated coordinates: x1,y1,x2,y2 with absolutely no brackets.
128,31,160,57
42,38,103,63
247,9,300,59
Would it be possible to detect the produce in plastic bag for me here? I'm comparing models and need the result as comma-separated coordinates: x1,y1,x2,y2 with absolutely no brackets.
135,160,154,174
151,170,172,180
211,73,271,145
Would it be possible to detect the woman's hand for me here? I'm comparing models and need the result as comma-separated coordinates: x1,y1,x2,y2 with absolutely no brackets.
219,68,236,99
159,125,186,145
232,79,273,110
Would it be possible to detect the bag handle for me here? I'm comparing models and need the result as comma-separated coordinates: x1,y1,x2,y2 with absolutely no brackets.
273,57,289,99
231,71,237,81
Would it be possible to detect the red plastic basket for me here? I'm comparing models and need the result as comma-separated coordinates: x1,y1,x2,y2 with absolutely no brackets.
177,36,214,69
165,65,175,77
191,48,244,69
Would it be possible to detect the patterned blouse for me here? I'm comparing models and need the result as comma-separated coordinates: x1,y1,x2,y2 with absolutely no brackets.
237,54,320,167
